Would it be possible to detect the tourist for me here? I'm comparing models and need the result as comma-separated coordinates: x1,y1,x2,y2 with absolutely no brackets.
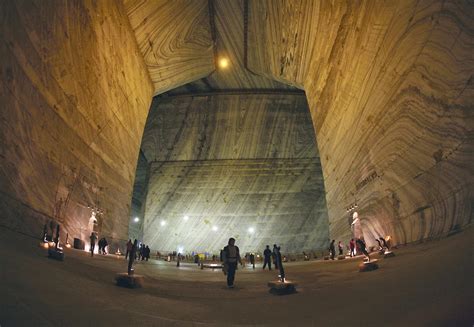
376,238,384,253
272,244,279,269
144,245,150,261
89,232,97,257
380,237,390,251
263,245,272,270
125,239,132,259
329,240,336,260
222,237,242,288
349,238,356,257
338,241,343,256
249,253,255,269
356,238,370,262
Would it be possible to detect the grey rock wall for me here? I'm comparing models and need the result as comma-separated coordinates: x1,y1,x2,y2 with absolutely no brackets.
139,94,329,253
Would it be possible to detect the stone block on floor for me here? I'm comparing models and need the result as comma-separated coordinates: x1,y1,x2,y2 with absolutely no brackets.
268,280,297,295
48,249,64,261
337,255,345,260
359,260,378,272
384,251,396,258
115,273,144,288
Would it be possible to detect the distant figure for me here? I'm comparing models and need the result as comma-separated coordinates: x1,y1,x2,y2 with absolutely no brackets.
128,239,138,275
249,253,255,269
272,244,279,269
349,238,356,257
379,237,390,251
99,237,108,254
263,245,272,270
375,238,383,253
125,239,132,259
144,246,150,261
338,241,343,256
222,237,242,288
89,232,97,257
274,245,285,282
329,240,336,260
356,238,370,262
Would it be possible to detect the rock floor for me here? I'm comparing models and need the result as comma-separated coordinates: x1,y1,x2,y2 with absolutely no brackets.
0,227,472,326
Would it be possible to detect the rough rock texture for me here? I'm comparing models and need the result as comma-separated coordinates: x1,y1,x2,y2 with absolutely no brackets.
140,94,329,253
0,0,153,247
248,0,474,246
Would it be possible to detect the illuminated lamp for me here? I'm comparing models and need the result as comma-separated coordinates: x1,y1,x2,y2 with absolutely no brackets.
218,57,229,69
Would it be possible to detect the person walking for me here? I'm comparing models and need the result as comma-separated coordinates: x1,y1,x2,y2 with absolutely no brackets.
263,245,272,270
272,244,279,269
125,239,132,260
338,241,343,256
356,238,370,262
222,237,242,288
89,232,97,257
144,245,150,261
329,240,336,260
349,238,356,257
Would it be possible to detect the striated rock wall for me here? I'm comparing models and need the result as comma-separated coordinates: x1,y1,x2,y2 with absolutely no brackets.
248,0,474,246
140,94,329,253
124,0,215,95
0,0,153,248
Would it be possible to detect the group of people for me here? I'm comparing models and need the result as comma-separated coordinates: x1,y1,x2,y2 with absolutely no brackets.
262,244,282,271
329,236,391,262
125,239,150,261
89,232,108,256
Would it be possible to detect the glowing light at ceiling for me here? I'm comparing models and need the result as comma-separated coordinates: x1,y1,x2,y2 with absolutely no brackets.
212,225,218,231
134,217,140,222
160,220,167,227
248,227,255,234
218,57,229,69
183,215,189,221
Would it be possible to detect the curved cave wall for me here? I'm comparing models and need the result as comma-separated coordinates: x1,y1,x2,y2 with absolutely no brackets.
135,93,329,254
248,0,474,246
0,1,153,248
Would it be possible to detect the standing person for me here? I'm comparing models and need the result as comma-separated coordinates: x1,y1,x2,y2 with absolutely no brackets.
89,232,97,257
356,238,370,262
272,244,279,269
329,240,336,260
145,245,150,261
222,238,242,288
249,253,255,269
349,238,356,257
263,245,272,270
102,237,108,254
375,238,383,253
125,239,132,260
379,237,390,251
338,241,343,256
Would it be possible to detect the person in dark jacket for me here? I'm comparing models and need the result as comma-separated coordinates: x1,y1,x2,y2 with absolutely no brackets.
222,238,242,288
263,245,272,270
144,246,150,261
356,238,370,262
272,244,279,269
125,239,132,260
329,240,336,260
89,232,97,257
379,237,390,251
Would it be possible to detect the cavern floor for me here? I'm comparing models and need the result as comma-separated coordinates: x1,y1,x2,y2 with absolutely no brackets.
0,227,472,327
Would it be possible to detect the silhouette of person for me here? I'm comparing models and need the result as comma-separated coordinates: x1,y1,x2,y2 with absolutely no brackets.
222,238,242,288
263,245,272,270
329,240,336,260
89,232,97,257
